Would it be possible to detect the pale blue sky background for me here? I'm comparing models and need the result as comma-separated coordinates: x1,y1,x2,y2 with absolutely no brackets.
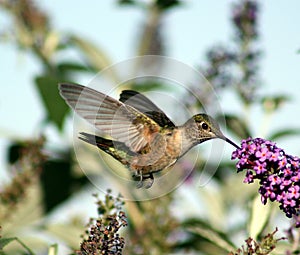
1,0,300,167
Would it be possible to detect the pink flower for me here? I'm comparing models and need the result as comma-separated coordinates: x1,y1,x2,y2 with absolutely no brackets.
232,137,300,227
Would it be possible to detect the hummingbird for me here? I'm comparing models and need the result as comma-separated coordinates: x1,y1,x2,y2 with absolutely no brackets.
59,83,239,188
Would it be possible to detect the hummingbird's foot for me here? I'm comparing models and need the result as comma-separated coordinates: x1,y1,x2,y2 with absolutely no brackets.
136,179,144,189
133,171,144,189
133,171,154,189
143,173,154,189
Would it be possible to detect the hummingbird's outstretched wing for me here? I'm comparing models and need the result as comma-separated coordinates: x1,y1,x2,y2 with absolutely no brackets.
59,83,161,152
119,90,175,128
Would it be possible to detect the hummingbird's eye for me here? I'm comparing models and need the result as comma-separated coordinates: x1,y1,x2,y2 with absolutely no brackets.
201,122,209,130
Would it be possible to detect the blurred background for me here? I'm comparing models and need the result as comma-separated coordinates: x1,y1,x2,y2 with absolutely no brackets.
0,0,300,254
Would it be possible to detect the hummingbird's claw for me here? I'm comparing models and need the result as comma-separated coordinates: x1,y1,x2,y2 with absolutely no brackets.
144,173,154,189
133,171,144,189
136,180,144,189
133,171,154,189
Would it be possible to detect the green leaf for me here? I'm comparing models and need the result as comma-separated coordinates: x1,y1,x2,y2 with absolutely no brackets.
57,62,93,75
44,223,83,248
41,157,75,212
221,114,251,139
0,237,35,255
201,187,226,229
248,194,271,239
69,35,113,74
261,95,289,113
118,0,137,6
48,244,58,255
156,0,181,10
0,238,16,249
184,219,236,253
35,75,69,130
268,128,300,141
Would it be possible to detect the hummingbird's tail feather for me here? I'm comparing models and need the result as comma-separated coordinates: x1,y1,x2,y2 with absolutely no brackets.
78,132,136,165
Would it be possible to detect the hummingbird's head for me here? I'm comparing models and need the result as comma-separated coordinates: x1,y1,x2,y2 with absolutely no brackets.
186,114,240,149
192,114,225,140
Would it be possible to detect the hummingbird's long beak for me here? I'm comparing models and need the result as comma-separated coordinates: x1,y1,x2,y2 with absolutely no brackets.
223,137,240,149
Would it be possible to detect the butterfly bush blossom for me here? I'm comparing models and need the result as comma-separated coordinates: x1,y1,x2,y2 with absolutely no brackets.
231,137,300,227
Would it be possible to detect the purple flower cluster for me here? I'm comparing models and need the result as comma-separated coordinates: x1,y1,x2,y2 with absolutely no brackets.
232,137,300,227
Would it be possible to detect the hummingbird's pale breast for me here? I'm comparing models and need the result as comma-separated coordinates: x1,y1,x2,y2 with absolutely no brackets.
129,128,184,174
